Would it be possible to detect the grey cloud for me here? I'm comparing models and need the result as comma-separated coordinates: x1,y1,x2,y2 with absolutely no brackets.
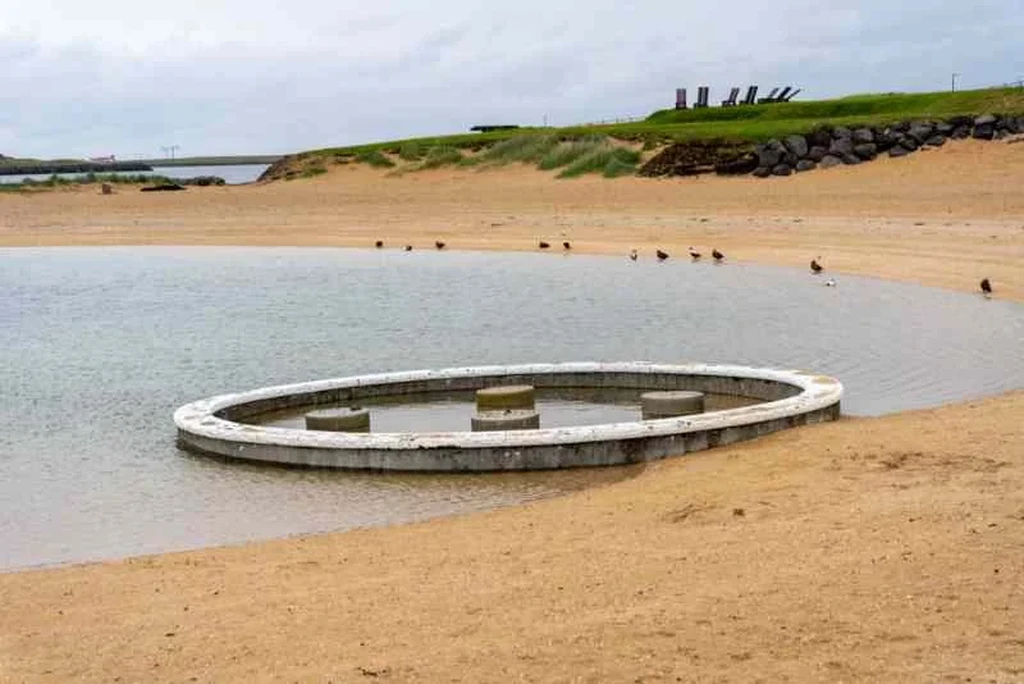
1,0,1022,157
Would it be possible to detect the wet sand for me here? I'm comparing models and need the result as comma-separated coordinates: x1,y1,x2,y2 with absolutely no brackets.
1,140,1022,682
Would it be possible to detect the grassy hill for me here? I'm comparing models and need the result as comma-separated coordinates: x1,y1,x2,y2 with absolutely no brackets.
297,87,1024,158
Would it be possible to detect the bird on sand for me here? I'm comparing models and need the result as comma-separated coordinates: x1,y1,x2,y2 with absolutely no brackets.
563,241,572,250
435,241,446,250
374,240,384,248
825,278,837,287
629,249,638,261
539,241,550,249
688,246,701,260
980,278,993,296
404,245,413,252
810,257,823,274
712,248,725,262
656,249,670,261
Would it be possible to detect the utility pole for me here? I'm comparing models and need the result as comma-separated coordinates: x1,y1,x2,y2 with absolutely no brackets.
951,72,960,92
160,145,180,160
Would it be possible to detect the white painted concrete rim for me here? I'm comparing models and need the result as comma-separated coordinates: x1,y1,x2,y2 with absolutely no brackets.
174,362,843,450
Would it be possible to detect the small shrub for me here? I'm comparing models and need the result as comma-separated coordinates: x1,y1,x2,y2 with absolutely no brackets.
558,146,640,179
479,134,558,164
356,149,396,168
301,166,328,178
419,145,464,169
537,137,606,170
398,142,424,161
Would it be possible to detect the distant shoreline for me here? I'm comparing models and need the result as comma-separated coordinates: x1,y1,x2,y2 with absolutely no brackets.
0,160,152,176
137,155,282,167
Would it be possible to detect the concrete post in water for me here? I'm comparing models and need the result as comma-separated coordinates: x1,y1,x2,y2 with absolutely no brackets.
641,391,705,419
305,407,371,432
476,385,536,411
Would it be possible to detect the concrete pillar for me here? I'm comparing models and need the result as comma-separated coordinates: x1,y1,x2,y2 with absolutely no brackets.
305,407,371,432
471,409,540,432
476,385,536,411
641,391,705,419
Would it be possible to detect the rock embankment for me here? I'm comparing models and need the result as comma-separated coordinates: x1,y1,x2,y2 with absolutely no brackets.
641,113,1024,179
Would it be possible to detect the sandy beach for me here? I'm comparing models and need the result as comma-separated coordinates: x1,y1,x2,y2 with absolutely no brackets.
1,140,1022,682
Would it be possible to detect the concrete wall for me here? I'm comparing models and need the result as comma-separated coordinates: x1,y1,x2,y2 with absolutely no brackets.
174,363,843,472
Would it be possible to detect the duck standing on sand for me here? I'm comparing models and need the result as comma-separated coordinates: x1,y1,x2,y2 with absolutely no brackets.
404,245,413,252
435,241,446,250
563,241,572,250
539,241,550,249
629,249,638,261
712,248,725,263
688,247,701,260
811,257,823,274
375,240,384,248
980,278,993,296
656,249,669,261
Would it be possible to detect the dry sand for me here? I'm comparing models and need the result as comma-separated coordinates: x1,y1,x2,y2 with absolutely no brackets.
1,140,1022,682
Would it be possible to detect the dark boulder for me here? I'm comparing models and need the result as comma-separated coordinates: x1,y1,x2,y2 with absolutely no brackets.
752,166,772,178
889,145,912,158
994,129,1008,140
874,130,896,151
807,128,832,148
936,122,954,135
783,135,809,158
974,113,997,127
946,115,973,128
755,140,785,168
771,163,793,176
841,152,862,165
906,124,934,145
853,143,878,160
973,124,995,140
795,159,817,172
898,135,919,151
831,126,853,140
806,146,829,162
819,155,843,169
829,137,855,157
890,121,910,133
951,126,971,139
925,135,947,147
852,128,875,144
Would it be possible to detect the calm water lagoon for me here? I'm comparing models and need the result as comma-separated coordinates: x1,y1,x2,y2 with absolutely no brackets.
2,247,1022,570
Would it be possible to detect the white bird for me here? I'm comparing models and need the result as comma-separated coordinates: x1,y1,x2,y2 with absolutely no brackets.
825,278,836,287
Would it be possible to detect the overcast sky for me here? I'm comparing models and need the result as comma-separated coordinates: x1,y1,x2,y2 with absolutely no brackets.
2,0,1022,159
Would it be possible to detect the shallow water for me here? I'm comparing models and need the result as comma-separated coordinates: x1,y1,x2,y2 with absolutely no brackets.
2,247,1022,570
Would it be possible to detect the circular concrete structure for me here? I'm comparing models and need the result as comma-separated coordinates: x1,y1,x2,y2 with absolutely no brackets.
305,407,371,432
174,363,842,472
641,390,705,419
471,409,541,432
476,385,536,411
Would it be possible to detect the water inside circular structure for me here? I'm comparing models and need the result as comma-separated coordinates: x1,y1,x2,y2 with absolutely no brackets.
2,247,1022,568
